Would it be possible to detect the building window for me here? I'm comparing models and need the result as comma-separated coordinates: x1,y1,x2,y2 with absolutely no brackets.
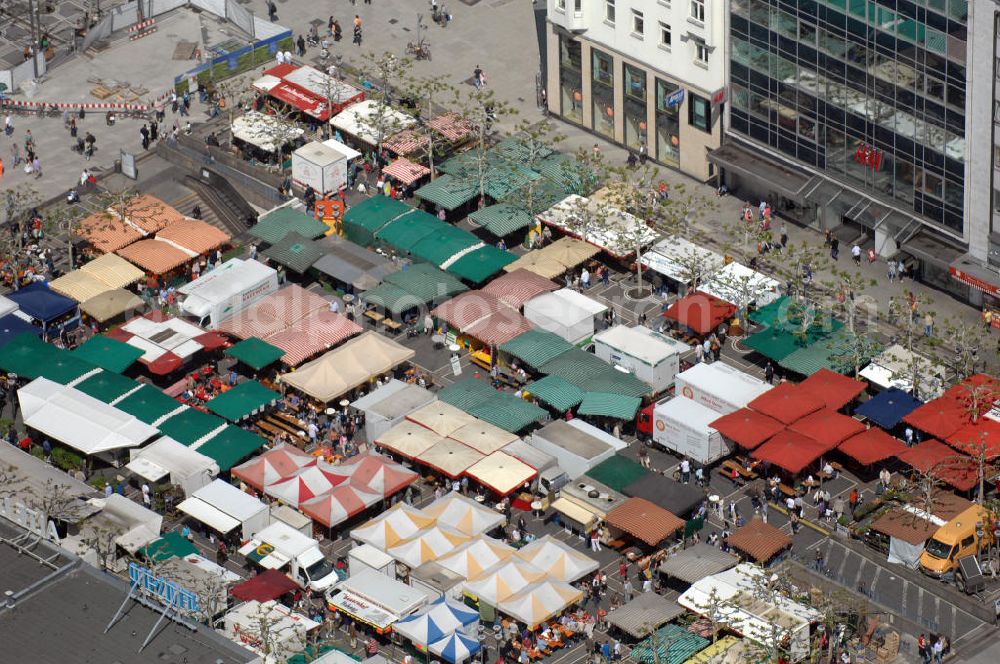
591,49,615,139
556,0,565,10
624,64,648,149
574,0,582,13
994,189,1000,213
624,63,647,102
559,36,583,124
690,0,705,22
592,48,614,86
632,9,644,36
655,79,681,165
605,0,615,23
659,22,672,49
688,93,710,132
695,42,709,65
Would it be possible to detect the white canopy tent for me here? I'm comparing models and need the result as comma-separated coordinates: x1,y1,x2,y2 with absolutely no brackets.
639,237,725,291
18,377,158,456
699,262,781,310
859,343,947,399
330,100,417,146
177,479,270,540
537,194,659,258
352,380,436,442
120,315,207,364
127,436,220,496
523,289,607,344
231,110,305,153
70,493,162,556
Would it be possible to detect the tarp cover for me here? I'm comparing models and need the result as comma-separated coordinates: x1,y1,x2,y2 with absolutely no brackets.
231,568,299,602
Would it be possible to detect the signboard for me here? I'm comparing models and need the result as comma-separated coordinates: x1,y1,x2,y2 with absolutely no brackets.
450,355,463,376
711,87,726,106
120,150,137,180
329,590,397,630
666,88,685,108
128,562,201,613
0,497,60,541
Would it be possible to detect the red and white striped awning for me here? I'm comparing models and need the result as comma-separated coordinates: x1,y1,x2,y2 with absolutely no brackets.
949,265,1000,297
383,129,429,156
265,311,363,366
383,158,430,186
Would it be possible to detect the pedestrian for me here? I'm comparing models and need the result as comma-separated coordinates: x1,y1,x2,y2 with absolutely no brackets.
924,312,933,337
764,360,774,384
601,265,610,286
4,113,12,136
917,634,929,663
581,267,590,288
848,488,859,513
904,426,914,446
10,142,20,167
589,529,601,552
638,142,647,164
830,237,839,260
150,120,158,142
31,155,41,178
851,244,861,265
141,483,151,508
140,123,150,150
814,548,824,572
473,64,484,89
267,0,277,21
984,308,993,332
680,457,690,483
353,25,362,45
932,637,944,664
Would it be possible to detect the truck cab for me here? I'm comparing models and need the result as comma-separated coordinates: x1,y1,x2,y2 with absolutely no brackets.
240,522,339,594
919,505,993,578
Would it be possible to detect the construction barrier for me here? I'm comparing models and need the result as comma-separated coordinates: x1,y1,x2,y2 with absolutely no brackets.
1,98,149,111
127,18,156,32
129,27,158,41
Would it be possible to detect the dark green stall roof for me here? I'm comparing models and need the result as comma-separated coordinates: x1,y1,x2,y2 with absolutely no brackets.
586,455,649,492
778,329,880,377
409,226,480,267
499,329,575,370
384,263,468,303
362,284,424,314
630,624,709,664
261,231,325,273
468,393,546,433
0,333,91,383
437,377,496,412
343,196,413,247
71,336,144,373
250,206,329,245
73,371,139,403
468,204,535,238
524,375,583,412
224,337,285,370
375,209,447,251
196,425,267,471
139,531,199,563
446,245,518,285
158,407,226,446
743,318,844,362
576,392,642,420
207,380,280,421
414,174,480,211
115,384,182,424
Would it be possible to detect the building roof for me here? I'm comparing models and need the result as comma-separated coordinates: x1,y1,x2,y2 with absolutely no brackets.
726,518,792,563
622,473,705,517
605,592,686,639
658,543,738,583
710,408,785,450
157,217,231,255
837,428,907,465
605,497,684,546
117,239,193,275
0,521,256,664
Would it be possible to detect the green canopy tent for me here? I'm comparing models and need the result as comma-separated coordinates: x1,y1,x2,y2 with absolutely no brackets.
446,246,518,286
71,336,144,373
498,329,575,370
139,531,199,563
383,263,468,303
115,384,183,424
468,204,535,238
261,232,325,274
525,375,584,412
537,349,651,398
73,370,139,403
629,624,709,664
250,206,329,245
742,318,844,362
195,425,267,471
778,329,881,377
0,333,96,384
437,377,496,412
576,392,643,420
342,196,413,247
375,209,447,252
468,394,546,433
206,380,280,421
361,284,424,315
408,226,480,267
586,455,648,492
224,337,285,371
414,174,480,211
158,407,226,445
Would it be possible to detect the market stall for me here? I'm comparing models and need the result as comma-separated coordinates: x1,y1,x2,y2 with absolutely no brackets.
422,493,506,536
416,438,485,479
330,99,417,147
80,289,144,324
436,537,515,580
537,194,658,259
674,361,772,415
177,479,269,540
126,436,220,496
496,580,583,629
639,237,725,294
254,63,365,121
352,380,436,442
698,261,781,310
387,525,471,569
606,592,687,639
746,382,824,425
311,233,400,291
71,335,144,373
351,503,437,549
230,568,300,603
216,285,328,340
709,408,785,450
231,110,306,162
528,419,620,480
327,568,428,633
523,288,606,344
157,218,231,256
6,283,80,335
726,519,792,565
300,484,383,527
223,600,319,657
604,497,684,547
854,387,923,430
663,291,737,338
231,443,316,491
394,596,480,649
859,343,948,399
514,535,598,583
116,239,195,277
406,401,478,437
751,430,832,475
462,558,546,606
292,139,361,195
658,543,738,586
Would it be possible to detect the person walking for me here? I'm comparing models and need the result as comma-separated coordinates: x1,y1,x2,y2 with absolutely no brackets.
353,24,362,45
140,123,150,150
589,528,601,552
764,361,775,384
31,155,41,178
267,0,277,21
931,637,944,664
851,244,861,265
473,65,484,89
917,634,929,664
984,308,994,333
680,458,691,484
830,236,839,260
924,312,934,337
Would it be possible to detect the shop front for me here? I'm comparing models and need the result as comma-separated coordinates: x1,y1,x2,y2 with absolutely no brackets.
591,48,615,140
623,63,647,152
558,35,583,125
655,79,681,167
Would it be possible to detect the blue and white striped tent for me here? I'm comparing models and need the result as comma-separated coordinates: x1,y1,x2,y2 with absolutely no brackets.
429,631,482,664
394,596,479,648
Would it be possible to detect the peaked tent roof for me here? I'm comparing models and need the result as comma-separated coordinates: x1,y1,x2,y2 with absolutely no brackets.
422,493,506,536
747,382,825,424
261,231,325,273
751,430,830,474
195,425,267,471
406,401,479,437
663,291,737,336
446,245,518,285
710,408,785,449
524,375,584,412
342,195,414,247
854,388,923,430
206,380,280,421
498,329,575,369
838,428,907,466
514,535,599,582
436,537,516,579
73,370,139,403
71,336,145,373
797,368,867,409
231,442,316,490
787,408,866,448
250,206,329,244
224,337,286,370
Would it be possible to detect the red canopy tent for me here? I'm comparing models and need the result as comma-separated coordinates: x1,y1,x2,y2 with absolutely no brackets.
902,399,969,440
747,383,824,425
663,291,737,336
837,428,906,465
710,408,785,449
931,457,979,492
338,451,419,498
752,430,830,474
231,569,299,602
254,63,364,121
789,409,866,448
232,443,317,491
945,419,1000,458
896,439,960,473
797,368,866,411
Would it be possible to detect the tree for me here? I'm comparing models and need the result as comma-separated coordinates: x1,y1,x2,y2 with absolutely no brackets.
40,202,88,270
456,87,516,204
78,521,122,571
356,52,414,154
823,269,879,377
881,290,939,400
0,462,24,501
403,73,458,180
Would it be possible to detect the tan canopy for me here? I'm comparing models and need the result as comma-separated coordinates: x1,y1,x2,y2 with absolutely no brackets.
81,289,144,322
278,331,415,402
406,401,478,437
376,420,446,459
50,270,113,303
79,253,144,289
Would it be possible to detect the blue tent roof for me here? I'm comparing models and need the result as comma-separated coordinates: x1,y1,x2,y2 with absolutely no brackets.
394,597,479,648
0,314,41,348
6,284,78,321
430,631,481,664
854,387,923,429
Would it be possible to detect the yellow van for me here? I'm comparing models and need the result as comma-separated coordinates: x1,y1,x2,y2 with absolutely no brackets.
919,505,993,578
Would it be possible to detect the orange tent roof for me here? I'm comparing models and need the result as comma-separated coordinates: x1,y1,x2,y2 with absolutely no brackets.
77,211,143,254
117,239,193,274
157,218,232,255
123,194,186,234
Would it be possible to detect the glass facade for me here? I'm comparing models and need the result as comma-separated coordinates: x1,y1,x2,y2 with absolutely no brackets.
592,48,616,138
729,0,968,232
559,36,584,124
624,63,648,149
656,79,682,165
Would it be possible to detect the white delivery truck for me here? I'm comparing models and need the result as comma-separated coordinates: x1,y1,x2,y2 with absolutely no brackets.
291,139,361,195
651,395,730,464
592,325,690,393
238,522,340,593
178,258,279,329
674,361,772,414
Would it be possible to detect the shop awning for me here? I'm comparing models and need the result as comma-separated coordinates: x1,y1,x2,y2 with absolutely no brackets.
446,246,518,285
383,158,430,186
710,408,784,449
115,384,183,424
195,425,267,471
225,337,286,370
231,569,300,602
576,392,642,420
71,336,144,373
73,370,140,403
498,329,575,369
663,291,736,336
854,388,923,429
747,382,824,424
158,407,227,445
207,380,280,421
707,143,812,199
551,496,598,531
605,497,684,546
585,455,648,492
329,590,399,630
838,428,906,465
525,375,584,412
751,430,829,474
251,206,330,245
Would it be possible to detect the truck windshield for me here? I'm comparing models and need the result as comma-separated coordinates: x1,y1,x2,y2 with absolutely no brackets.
306,557,335,582
925,538,954,560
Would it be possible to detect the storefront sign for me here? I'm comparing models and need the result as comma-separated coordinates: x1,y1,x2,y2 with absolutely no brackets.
0,497,60,541
948,266,1000,298
665,88,685,108
854,143,883,172
129,562,201,613
711,88,726,106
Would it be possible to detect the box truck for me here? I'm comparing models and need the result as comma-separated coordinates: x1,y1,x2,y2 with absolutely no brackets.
291,139,361,195
674,361,772,415
650,395,730,464
238,522,340,593
178,258,279,329
592,325,689,393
